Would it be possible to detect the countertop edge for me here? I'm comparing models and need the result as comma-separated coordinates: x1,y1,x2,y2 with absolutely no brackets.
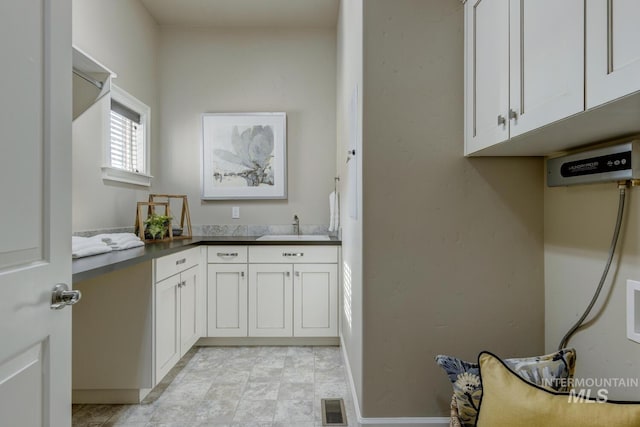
72,236,341,282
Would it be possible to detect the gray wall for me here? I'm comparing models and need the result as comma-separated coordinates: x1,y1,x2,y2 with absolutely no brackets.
336,0,364,410
545,181,640,400
72,0,159,232
360,0,544,417
156,27,337,228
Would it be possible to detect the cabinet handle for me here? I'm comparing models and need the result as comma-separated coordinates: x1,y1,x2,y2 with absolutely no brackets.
217,252,238,257
509,109,518,120
295,271,300,277
286,271,291,277
176,258,186,265
241,271,245,278
178,281,185,288
497,115,506,126
283,252,304,257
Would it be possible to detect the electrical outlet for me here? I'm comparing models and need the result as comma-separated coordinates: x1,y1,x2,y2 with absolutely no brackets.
232,206,240,219
627,280,640,344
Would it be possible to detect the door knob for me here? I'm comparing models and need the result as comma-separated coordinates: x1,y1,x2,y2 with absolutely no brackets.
51,283,82,310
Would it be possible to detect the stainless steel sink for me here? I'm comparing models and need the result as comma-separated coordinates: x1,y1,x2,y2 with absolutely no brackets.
256,234,331,241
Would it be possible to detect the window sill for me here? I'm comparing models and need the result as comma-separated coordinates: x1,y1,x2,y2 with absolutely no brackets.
101,166,153,187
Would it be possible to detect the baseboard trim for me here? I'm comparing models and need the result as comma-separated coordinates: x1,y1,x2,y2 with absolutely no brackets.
356,418,450,426
339,335,450,427
72,388,149,404
196,336,340,346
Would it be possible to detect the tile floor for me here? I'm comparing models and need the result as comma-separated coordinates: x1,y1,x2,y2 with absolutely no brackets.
72,346,357,427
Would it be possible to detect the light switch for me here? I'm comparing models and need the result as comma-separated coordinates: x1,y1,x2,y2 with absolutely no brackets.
232,206,240,219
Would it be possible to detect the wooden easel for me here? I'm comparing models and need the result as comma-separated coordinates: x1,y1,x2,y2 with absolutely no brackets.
148,194,192,239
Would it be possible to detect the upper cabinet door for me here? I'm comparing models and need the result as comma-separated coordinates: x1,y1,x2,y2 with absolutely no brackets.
464,0,510,154
586,0,640,108
508,0,584,138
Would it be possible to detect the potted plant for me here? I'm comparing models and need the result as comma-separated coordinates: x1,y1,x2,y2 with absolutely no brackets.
144,213,172,240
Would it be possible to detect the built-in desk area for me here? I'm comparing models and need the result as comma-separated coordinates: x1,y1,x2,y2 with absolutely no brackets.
71,236,340,404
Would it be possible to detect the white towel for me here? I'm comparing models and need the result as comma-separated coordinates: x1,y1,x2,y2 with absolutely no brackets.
72,243,112,258
95,233,141,246
110,240,145,251
91,233,144,251
328,191,340,233
72,235,107,250
71,233,143,257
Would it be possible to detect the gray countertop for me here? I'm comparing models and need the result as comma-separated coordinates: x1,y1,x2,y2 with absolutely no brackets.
72,236,341,283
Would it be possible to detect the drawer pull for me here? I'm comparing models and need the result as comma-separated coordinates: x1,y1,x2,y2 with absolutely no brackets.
176,258,186,265
217,252,238,257
283,252,304,257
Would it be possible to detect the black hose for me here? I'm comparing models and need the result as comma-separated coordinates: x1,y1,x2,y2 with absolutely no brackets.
558,184,627,351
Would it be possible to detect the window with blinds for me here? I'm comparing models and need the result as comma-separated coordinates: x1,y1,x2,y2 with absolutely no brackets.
110,99,144,173
102,84,151,186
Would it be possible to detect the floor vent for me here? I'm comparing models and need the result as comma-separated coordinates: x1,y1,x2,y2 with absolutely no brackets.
321,398,348,426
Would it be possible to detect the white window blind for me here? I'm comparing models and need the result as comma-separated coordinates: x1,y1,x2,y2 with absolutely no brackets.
110,99,144,173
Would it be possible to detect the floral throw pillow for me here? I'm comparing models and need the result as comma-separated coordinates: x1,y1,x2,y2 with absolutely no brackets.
435,348,576,427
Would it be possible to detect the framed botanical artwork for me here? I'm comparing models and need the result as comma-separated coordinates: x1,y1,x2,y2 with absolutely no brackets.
201,112,287,200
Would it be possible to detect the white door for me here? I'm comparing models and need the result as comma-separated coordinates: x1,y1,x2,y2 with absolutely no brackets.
207,264,248,337
586,0,640,108
464,0,510,154
0,0,73,426
248,264,293,337
508,0,584,137
293,264,338,337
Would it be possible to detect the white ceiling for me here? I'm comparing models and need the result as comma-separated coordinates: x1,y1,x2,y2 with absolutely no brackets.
140,0,340,28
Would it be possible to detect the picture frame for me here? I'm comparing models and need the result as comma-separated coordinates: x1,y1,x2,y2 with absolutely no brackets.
201,112,287,200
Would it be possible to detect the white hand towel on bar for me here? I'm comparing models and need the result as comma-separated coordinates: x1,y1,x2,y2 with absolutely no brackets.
328,191,340,232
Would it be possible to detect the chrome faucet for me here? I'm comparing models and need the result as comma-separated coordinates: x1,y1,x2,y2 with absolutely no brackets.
293,214,300,236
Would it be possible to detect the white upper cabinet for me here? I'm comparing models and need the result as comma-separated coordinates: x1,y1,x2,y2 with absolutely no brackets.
586,0,640,108
465,0,585,155
465,0,510,153
508,0,584,138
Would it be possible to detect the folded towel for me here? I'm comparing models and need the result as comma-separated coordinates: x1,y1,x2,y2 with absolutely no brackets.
72,240,99,251
72,244,112,258
95,233,141,246
72,236,107,251
328,191,340,232
110,240,145,251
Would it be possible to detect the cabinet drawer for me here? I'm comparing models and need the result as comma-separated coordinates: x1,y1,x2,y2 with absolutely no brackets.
249,245,337,263
155,247,199,282
207,246,248,263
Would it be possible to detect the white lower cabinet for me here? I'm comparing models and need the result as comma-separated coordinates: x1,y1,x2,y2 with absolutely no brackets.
155,274,180,382
206,245,339,338
248,264,293,337
155,248,201,383
179,265,200,353
293,263,338,337
207,263,248,336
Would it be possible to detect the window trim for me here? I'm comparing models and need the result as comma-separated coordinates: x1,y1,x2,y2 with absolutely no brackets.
102,84,152,187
